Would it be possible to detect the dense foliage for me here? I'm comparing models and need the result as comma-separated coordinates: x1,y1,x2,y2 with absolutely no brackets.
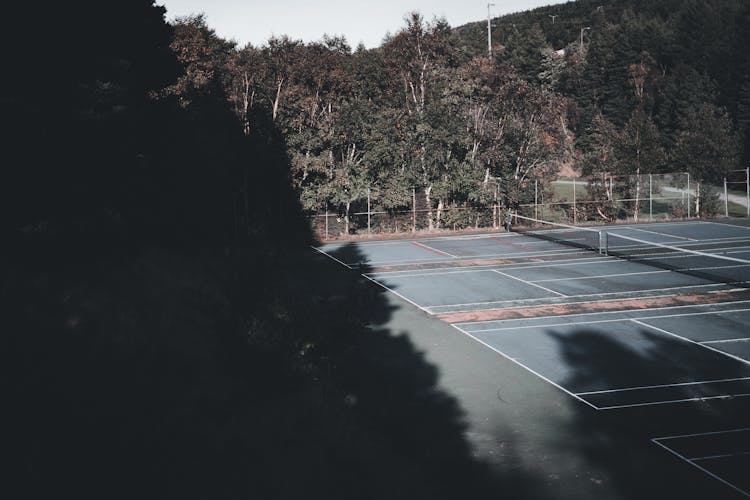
164,0,749,231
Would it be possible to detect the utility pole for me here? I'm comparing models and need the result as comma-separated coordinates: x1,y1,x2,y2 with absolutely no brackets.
487,3,495,58
549,14,558,23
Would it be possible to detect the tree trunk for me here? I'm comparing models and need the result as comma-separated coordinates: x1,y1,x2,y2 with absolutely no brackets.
344,200,351,235
272,77,284,122
436,198,444,229
241,72,252,136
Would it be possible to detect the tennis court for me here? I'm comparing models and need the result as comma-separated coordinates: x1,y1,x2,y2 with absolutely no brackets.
316,219,750,497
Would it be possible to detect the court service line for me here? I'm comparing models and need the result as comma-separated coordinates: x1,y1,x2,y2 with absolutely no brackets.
463,304,750,332
410,241,458,258
655,427,750,441
631,319,750,368
575,376,750,396
450,324,599,410
492,269,567,297
628,226,698,241
652,435,750,498
532,263,750,284
532,269,669,283
431,283,734,313
701,338,750,344
598,392,750,410
691,451,750,461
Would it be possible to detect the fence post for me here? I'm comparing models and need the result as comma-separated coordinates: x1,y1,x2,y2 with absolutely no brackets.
746,167,749,218
649,173,653,220
412,187,416,233
367,188,371,235
534,179,538,220
494,181,499,229
573,177,577,224
325,202,329,239
686,172,691,218
724,177,729,217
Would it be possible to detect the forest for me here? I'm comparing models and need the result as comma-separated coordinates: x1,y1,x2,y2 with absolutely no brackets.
158,0,750,234
2,0,749,498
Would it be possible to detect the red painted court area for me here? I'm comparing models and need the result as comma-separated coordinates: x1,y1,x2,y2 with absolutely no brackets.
318,219,750,498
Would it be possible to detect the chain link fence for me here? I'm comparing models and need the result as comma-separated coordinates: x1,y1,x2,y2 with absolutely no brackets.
310,169,750,240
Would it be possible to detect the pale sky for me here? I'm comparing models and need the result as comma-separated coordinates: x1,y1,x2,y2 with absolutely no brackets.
158,0,567,49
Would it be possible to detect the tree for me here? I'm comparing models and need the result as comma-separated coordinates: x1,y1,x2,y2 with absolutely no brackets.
167,15,236,105
673,103,741,216
614,109,665,221
382,13,460,230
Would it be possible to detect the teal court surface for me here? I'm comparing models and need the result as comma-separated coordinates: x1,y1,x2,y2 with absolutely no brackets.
317,219,750,498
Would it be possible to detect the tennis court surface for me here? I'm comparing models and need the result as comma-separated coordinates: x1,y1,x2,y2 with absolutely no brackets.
317,218,750,497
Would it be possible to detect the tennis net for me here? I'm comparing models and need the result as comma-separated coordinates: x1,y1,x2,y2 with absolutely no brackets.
510,214,750,287
510,214,607,254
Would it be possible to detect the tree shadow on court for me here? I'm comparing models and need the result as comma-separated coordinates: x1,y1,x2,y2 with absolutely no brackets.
546,327,750,499
277,243,540,498
3,233,547,500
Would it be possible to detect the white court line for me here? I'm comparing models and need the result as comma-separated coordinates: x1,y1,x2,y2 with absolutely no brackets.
653,431,750,498
463,304,750,332
599,392,750,410
450,324,599,410
532,263,750,284
575,376,750,396
311,245,353,269
431,283,733,313
702,338,750,344
410,240,458,258
655,427,750,441
532,269,669,283
629,226,698,241
631,319,750,368
492,269,567,297
691,451,750,461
